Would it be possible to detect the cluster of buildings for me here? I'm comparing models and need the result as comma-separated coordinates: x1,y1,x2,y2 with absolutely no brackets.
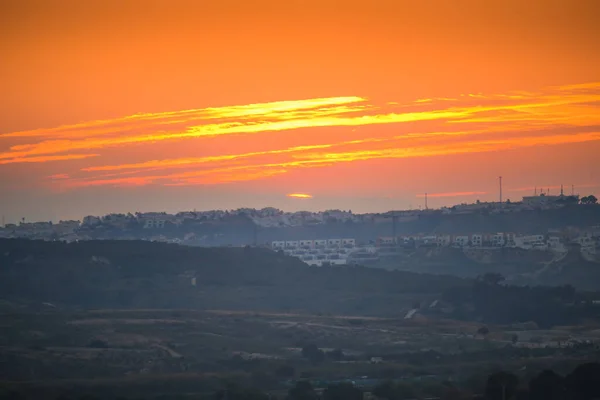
379,228,600,253
272,226,600,266
0,191,595,250
271,238,378,266
0,220,81,241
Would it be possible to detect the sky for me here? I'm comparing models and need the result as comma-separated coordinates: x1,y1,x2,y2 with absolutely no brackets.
1,0,600,223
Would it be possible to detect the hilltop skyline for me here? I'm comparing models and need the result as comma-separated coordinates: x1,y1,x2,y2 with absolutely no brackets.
2,188,595,226
1,0,600,222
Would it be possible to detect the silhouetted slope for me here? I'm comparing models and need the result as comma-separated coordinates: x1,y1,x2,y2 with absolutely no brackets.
0,239,466,314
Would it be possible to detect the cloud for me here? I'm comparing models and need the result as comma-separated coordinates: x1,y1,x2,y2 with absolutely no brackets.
0,154,98,165
48,173,70,180
287,193,313,199
1,82,599,188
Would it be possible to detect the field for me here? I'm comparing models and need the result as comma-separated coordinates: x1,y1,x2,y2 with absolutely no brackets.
2,306,599,399
2,239,600,398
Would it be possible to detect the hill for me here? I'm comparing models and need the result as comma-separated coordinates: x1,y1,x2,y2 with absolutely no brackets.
2,239,600,399
1,239,599,328
0,239,465,315
243,205,600,243
49,205,600,246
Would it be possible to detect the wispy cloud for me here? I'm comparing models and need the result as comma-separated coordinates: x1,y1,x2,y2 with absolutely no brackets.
1,82,599,188
0,154,98,165
287,193,313,199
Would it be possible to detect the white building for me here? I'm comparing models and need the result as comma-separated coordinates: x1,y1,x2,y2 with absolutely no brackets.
144,218,166,229
505,233,516,247
436,235,451,247
453,235,469,247
422,235,437,245
271,241,285,249
514,234,545,249
471,234,483,247
327,239,342,247
491,233,505,247
547,236,566,252
341,238,356,247
82,216,101,227
378,237,396,246
54,220,81,235
273,238,356,266
314,239,327,248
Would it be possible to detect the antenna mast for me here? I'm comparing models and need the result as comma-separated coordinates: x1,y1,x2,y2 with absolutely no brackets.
499,176,503,203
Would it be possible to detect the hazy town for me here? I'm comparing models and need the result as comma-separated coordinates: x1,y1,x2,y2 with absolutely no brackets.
3,1,600,399
2,191,599,266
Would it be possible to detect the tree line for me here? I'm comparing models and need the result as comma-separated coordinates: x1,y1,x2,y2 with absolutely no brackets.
2,362,599,399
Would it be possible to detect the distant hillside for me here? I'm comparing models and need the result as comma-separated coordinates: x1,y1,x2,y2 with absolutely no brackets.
1,239,598,329
376,245,600,291
67,205,600,245
258,205,600,241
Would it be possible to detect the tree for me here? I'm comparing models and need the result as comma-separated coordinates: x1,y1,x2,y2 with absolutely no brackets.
275,364,296,378
288,381,318,400
529,370,565,400
250,371,277,389
326,348,344,361
301,344,325,364
215,385,269,400
566,362,600,400
322,383,363,400
87,338,108,348
442,383,464,400
511,334,519,345
372,381,416,400
479,273,505,286
580,195,598,205
477,326,490,337
485,371,519,400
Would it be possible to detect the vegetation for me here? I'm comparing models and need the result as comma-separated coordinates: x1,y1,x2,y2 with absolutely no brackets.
1,363,600,399
0,239,467,315
1,240,600,399
441,273,592,328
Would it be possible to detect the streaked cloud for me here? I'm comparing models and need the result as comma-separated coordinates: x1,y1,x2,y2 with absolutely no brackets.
287,193,313,199
0,154,98,165
1,82,599,190
48,173,70,180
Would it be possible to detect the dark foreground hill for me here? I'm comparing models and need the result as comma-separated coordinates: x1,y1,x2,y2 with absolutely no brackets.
0,239,465,315
1,239,599,329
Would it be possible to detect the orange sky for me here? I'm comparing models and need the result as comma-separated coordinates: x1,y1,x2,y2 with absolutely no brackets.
1,0,600,222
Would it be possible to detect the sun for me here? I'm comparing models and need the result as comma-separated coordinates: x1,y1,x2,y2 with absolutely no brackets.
287,193,313,199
